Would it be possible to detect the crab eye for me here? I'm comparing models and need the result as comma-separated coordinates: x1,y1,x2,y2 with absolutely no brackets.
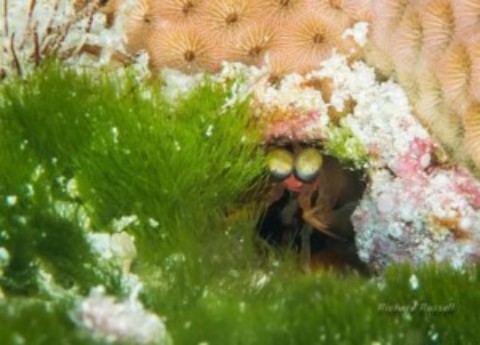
295,148,323,182
266,148,294,180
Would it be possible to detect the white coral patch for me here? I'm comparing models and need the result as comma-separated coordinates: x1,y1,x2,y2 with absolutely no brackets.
73,286,169,344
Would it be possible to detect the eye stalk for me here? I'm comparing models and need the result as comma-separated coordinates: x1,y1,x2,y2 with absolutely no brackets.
295,148,323,182
266,148,294,180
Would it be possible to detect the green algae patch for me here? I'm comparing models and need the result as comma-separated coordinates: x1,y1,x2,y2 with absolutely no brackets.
0,63,479,345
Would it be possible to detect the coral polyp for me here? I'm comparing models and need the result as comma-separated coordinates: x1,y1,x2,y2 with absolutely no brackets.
124,0,155,52
464,103,480,169
255,0,307,26
435,40,472,116
277,11,346,73
420,0,455,63
469,34,480,102
221,23,279,67
341,0,373,21
414,66,464,155
371,0,411,50
308,0,353,30
200,0,259,43
148,24,219,73
391,7,424,77
452,0,480,38
151,0,205,24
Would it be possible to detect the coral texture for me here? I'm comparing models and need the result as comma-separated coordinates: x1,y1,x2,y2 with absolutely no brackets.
73,286,168,344
212,54,480,269
110,0,480,169
367,0,480,168
4,0,479,271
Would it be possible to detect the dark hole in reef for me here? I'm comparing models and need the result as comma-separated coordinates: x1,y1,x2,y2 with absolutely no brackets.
255,153,369,275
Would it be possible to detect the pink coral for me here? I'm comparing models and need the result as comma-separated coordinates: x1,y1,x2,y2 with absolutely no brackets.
262,108,327,142
394,138,433,177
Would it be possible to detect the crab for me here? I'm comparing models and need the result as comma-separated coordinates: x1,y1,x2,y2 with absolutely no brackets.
258,141,366,271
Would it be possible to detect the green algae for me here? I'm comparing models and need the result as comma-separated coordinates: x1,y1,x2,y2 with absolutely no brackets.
0,63,479,345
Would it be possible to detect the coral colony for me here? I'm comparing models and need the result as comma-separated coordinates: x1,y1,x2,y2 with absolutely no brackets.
1,0,480,343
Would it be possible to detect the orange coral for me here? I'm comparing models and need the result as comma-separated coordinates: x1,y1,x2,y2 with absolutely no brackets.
276,10,346,74
341,0,373,21
370,0,411,51
219,22,279,66
391,6,424,77
420,0,455,64
435,39,472,116
463,103,480,169
124,0,156,53
262,51,299,84
151,0,205,24
468,34,480,102
414,64,463,154
308,0,353,30
200,0,260,44
452,0,480,38
147,23,219,73
254,0,307,26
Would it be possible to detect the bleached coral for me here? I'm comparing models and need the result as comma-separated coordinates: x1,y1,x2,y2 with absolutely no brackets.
160,67,205,104
353,168,480,270
73,286,169,344
88,231,137,274
318,55,435,176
